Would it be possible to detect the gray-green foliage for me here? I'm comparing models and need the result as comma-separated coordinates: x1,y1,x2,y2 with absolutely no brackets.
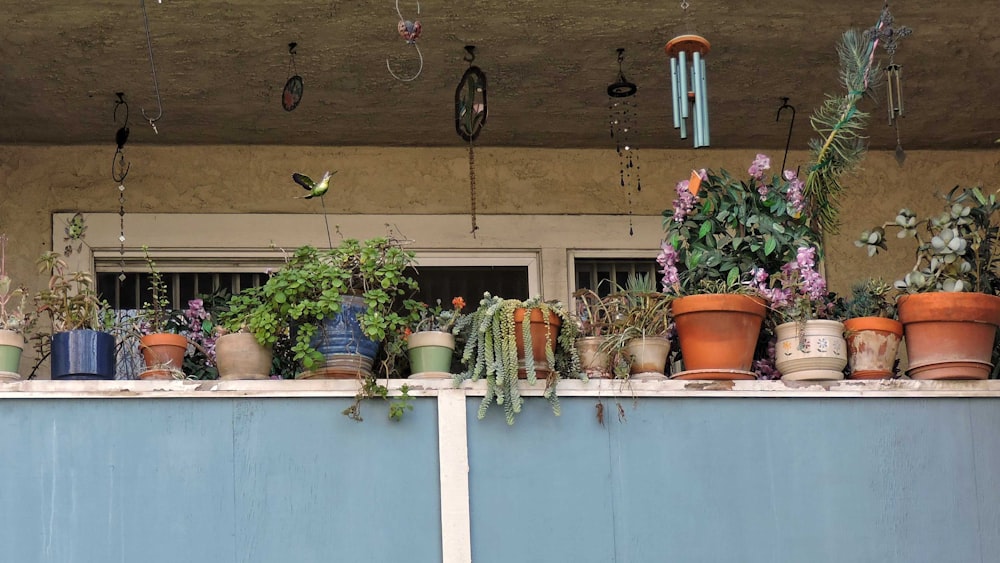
453,293,583,425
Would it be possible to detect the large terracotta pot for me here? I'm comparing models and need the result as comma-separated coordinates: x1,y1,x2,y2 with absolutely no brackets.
671,294,766,377
139,333,188,372
215,332,273,380
513,308,561,380
775,320,847,381
843,317,903,379
897,292,1000,380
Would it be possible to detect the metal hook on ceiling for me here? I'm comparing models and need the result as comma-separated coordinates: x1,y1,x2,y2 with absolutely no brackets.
386,0,423,82
463,45,476,64
139,0,163,133
776,97,796,173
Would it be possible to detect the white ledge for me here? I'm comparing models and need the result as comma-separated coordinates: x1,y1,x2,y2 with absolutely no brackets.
2,378,1000,399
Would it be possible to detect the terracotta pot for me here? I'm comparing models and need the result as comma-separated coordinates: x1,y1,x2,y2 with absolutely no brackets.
215,332,273,380
513,307,561,379
775,320,847,381
407,330,455,378
843,317,903,379
897,292,1000,380
139,367,182,380
139,333,188,372
671,294,767,373
576,335,611,378
625,336,671,379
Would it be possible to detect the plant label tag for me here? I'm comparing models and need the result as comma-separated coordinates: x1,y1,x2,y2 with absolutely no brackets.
688,170,702,196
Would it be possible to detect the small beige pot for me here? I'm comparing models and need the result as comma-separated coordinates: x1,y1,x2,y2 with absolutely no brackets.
576,336,611,378
626,336,671,380
215,333,273,380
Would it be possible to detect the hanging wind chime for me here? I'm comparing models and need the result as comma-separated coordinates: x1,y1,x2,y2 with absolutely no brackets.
866,2,912,166
607,48,641,236
455,45,488,236
386,0,423,82
665,1,710,147
112,93,131,283
282,42,304,111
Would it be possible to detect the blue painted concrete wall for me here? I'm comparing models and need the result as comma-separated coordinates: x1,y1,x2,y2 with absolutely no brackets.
468,397,1000,563
3,395,999,562
0,398,442,563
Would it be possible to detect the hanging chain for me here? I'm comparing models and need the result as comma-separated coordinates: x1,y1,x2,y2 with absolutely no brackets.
112,93,130,282
680,0,689,10
118,184,127,282
468,139,478,236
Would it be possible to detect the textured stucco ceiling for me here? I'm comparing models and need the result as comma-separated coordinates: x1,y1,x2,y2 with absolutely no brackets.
1,1,998,150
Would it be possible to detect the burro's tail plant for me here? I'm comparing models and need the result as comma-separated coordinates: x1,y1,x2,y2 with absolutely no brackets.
453,293,582,425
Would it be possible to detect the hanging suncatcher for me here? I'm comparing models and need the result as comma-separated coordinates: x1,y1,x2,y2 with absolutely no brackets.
455,46,488,236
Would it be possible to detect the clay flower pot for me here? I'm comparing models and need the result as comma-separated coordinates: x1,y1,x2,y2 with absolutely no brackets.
671,293,766,378
139,333,188,372
843,316,903,379
576,336,611,379
513,307,561,379
215,332,273,380
897,292,1000,380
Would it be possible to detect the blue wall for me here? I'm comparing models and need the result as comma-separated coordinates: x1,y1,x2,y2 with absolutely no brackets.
3,395,999,562
0,398,442,563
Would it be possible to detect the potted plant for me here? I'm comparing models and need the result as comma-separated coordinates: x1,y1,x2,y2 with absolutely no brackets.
34,251,115,380
135,246,188,379
836,278,901,379
658,28,877,379
453,293,582,425
572,287,617,379
858,186,1000,379
0,234,33,379
249,237,421,379
406,296,464,378
751,246,846,381
214,285,276,380
599,274,673,380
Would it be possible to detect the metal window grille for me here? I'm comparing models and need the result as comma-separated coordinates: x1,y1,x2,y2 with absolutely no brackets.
96,272,265,310
574,258,661,296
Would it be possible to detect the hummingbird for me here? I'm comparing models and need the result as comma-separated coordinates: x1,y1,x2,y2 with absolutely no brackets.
291,170,335,199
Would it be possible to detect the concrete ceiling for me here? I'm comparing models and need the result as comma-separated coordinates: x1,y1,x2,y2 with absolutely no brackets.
2,1,998,151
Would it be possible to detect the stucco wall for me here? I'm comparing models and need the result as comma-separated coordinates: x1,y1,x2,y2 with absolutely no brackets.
2,145,998,370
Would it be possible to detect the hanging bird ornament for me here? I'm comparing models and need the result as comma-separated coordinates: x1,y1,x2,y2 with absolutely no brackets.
292,171,335,199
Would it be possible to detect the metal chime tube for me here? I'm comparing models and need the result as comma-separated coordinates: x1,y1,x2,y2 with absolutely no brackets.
678,50,689,120
691,51,702,147
670,57,681,128
699,55,709,147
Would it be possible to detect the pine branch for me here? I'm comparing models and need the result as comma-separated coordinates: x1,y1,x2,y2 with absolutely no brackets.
805,28,881,234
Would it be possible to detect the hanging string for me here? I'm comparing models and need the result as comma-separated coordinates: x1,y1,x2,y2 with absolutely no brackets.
139,0,163,133
468,139,478,236
112,93,130,283
386,0,424,82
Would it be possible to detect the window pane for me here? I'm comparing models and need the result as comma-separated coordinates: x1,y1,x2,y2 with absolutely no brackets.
408,266,529,306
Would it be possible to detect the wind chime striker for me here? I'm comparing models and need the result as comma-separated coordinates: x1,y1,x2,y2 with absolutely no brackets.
455,45,488,236
665,34,710,148
607,48,641,236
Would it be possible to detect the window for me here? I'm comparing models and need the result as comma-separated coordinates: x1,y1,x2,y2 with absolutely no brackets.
574,258,662,296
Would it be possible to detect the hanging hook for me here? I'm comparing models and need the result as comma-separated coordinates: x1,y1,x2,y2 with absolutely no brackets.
387,1,423,82
463,45,476,64
776,97,796,173
288,41,298,55
139,0,163,133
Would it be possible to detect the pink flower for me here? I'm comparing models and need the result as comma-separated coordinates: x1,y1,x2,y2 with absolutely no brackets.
748,154,771,180
656,241,680,291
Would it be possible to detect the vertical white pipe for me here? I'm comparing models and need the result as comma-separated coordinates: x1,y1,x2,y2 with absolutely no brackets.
692,51,702,147
670,57,680,129
700,56,710,147
678,50,689,120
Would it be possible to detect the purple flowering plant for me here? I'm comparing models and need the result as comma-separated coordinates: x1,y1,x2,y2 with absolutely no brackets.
658,154,823,296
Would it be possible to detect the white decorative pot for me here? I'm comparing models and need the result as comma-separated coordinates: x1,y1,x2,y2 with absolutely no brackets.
775,320,847,381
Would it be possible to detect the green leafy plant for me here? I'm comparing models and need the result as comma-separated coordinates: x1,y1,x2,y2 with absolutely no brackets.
34,251,108,334
0,234,32,335
413,296,466,333
598,273,673,378
453,293,582,425
836,278,897,319
857,186,1000,294
138,245,176,334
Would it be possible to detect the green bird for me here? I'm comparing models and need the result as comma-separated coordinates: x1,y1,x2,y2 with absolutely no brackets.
292,170,335,199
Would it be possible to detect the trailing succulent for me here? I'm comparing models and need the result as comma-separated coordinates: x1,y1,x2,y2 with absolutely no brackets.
453,293,582,425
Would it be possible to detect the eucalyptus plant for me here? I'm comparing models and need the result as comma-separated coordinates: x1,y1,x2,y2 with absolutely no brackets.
857,186,1000,293
453,293,582,425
